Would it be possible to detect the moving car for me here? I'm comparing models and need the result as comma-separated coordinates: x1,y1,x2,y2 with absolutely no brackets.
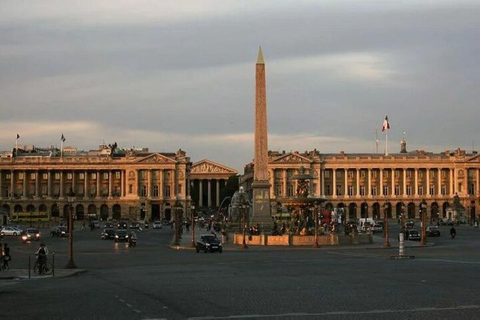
104,222,114,228
153,221,162,229
130,221,140,229
406,229,421,241
405,221,415,229
372,221,384,233
21,228,41,242
196,234,222,253
114,230,129,242
426,225,441,237
51,226,69,237
117,221,128,229
1,226,22,236
101,228,116,240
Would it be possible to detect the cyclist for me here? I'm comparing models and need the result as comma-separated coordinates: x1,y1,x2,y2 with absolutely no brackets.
35,243,49,274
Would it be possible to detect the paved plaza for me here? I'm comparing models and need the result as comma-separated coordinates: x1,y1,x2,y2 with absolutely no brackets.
1,223,480,319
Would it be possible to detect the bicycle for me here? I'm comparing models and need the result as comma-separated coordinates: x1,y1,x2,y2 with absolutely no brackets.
33,258,53,275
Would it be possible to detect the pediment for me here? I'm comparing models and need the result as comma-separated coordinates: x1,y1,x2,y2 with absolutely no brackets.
272,152,313,164
467,153,480,162
136,153,176,164
191,159,237,174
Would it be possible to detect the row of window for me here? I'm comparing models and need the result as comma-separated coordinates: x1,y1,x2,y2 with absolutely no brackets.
1,171,173,181
274,169,466,179
274,183,477,197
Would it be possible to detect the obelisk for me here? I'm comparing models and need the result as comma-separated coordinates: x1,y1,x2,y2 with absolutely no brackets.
252,46,272,229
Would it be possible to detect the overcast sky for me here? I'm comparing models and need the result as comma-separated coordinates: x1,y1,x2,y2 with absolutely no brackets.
1,0,479,172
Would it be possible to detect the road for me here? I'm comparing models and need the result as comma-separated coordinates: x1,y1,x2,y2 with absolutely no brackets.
1,223,480,319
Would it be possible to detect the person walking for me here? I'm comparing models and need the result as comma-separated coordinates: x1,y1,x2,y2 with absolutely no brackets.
2,243,10,270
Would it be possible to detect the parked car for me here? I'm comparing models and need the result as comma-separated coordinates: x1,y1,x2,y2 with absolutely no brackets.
196,234,222,253
1,226,22,236
372,221,384,233
426,225,441,237
117,221,128,229
405,221,415,229
153,221,163,229
92,221,100,229
130,221,140,229
21,228,41,242
114,230,129,242
406,229,421,241
101,228,116,240
51,226,69,237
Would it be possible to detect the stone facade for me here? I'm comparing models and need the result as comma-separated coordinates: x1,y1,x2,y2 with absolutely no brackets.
240,148,480,222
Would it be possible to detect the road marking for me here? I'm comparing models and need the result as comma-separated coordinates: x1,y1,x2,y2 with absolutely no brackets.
187,305,480,319
126,303,132,308
419,258,480,265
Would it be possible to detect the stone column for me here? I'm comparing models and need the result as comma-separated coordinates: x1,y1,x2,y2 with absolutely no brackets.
10,170,14,198
121,170,125,197
414,168,418,196
438,168,442,196
159,170,164,199
426,169,430,196
147,170,152,198
403,169,407,196
47,170,51,198
282,169,287,197
332,169,337,197
216,180,220,206
0,170,2,198
96,171,101,198
368,169,372,197
108,171,113,198
22,171,27,198
450,169,454,195
59,171,64,198
207,179,212,207
35,171,40,198
476,169,480,196
344,169,348,196
84,171,88,199
199,179,203,207
380,169,383,196
72,171,76,194
356,169,360,197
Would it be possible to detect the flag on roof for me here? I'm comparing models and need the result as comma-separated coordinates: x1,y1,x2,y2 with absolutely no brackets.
61,134,66,142
382,116,390,132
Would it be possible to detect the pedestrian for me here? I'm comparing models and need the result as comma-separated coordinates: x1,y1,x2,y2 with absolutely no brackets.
2,243,10,270
35,243,49,274
82,221,86,231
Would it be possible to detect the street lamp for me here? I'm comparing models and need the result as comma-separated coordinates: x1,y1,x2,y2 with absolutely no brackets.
190,204,196,248
383,202,391,248
239,187,248,249
420,202,427,246
173,201,183,246
314,202,320,248
65,188,77,269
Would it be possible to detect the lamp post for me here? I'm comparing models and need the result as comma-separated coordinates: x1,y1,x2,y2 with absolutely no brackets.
383,202,391,248
314,202,320,248
65,189,77,269
420,202,427,246
190,205,196,248
173,201,182,246
239,187,248,249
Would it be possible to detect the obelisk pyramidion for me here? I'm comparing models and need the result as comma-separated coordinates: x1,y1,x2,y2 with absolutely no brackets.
252,46,272,229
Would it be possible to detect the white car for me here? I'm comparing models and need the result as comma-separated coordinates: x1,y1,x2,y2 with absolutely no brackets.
1,226,22,236
153,221,162,229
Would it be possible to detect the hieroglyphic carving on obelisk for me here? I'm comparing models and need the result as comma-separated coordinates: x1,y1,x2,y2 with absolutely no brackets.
252,46,272,228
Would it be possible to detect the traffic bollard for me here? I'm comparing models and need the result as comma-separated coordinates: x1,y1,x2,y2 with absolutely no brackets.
399,233,404,256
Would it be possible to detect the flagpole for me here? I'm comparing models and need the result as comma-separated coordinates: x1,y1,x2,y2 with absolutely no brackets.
61,140,63,158
15,137,18,157
375,123,379,154
385,129,388,156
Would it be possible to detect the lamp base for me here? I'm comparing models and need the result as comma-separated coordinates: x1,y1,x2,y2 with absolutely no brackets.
65,260,77,269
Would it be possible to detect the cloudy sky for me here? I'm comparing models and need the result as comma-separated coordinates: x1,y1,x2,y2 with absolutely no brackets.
1,0,479,172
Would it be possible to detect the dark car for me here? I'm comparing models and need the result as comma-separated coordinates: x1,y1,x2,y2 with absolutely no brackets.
117,221,128,229
51,226,68,237
406,229,421,241
21,228,41,242
101,228,116,240
405,221,415,229
114,230,129,242
104,222,114,228
196,234,222,253
426,225,441,237
130,222,140,229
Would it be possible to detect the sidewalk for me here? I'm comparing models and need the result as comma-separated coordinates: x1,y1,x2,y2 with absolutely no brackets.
170,226,433,251
0,268,86,280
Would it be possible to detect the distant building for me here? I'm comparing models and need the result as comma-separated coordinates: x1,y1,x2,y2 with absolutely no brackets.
0,145,236,222
240,141,479,223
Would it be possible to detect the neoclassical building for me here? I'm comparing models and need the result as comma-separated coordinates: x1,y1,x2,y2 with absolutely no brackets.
0,146,236,224
240,142,480,223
